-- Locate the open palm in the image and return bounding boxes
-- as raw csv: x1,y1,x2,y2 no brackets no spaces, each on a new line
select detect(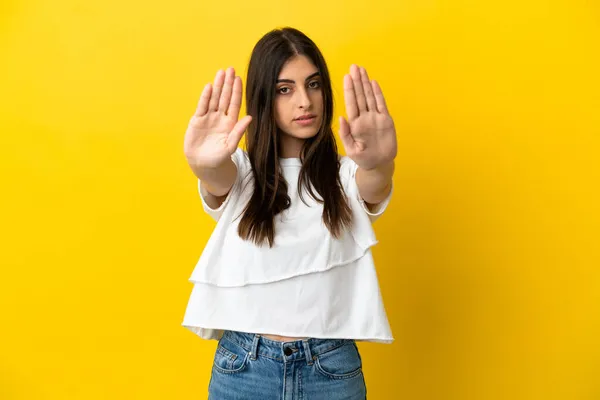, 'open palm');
339,64,397,171
184,68,252,169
